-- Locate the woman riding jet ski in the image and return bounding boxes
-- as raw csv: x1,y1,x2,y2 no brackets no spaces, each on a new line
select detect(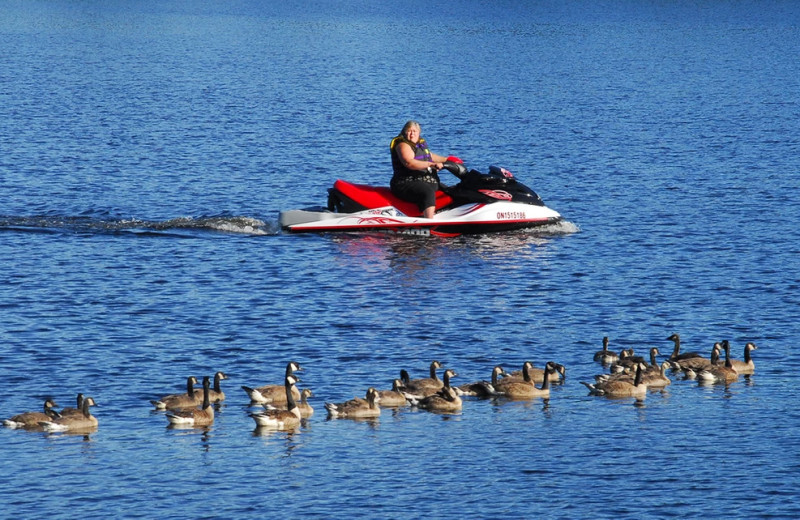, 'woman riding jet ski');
279,124,562,236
